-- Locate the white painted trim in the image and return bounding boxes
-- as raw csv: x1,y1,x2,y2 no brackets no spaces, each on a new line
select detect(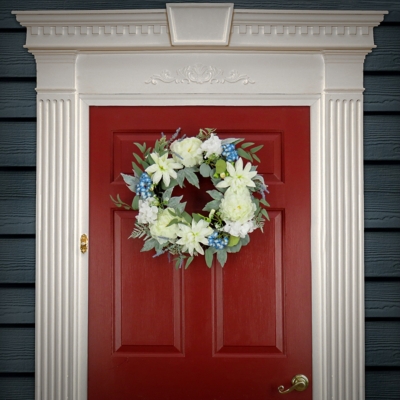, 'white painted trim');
13,4,386,400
